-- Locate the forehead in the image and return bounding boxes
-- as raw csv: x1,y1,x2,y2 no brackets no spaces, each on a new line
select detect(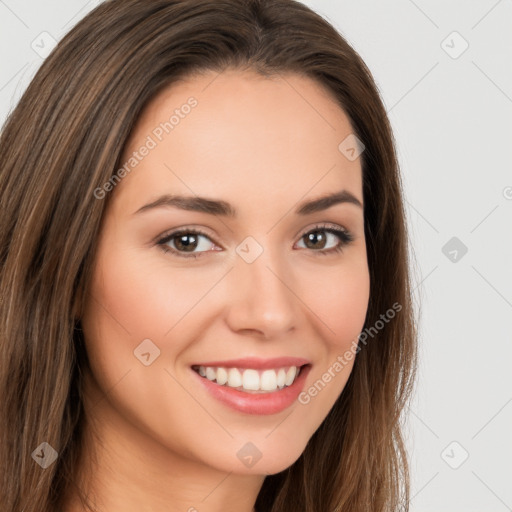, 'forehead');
113,69,363,216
